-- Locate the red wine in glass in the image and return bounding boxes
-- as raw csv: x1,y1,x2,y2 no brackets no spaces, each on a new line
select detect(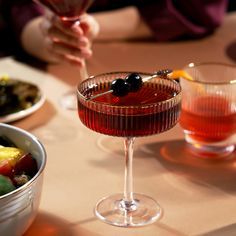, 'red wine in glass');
77,72,182,227
36,0,94,21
